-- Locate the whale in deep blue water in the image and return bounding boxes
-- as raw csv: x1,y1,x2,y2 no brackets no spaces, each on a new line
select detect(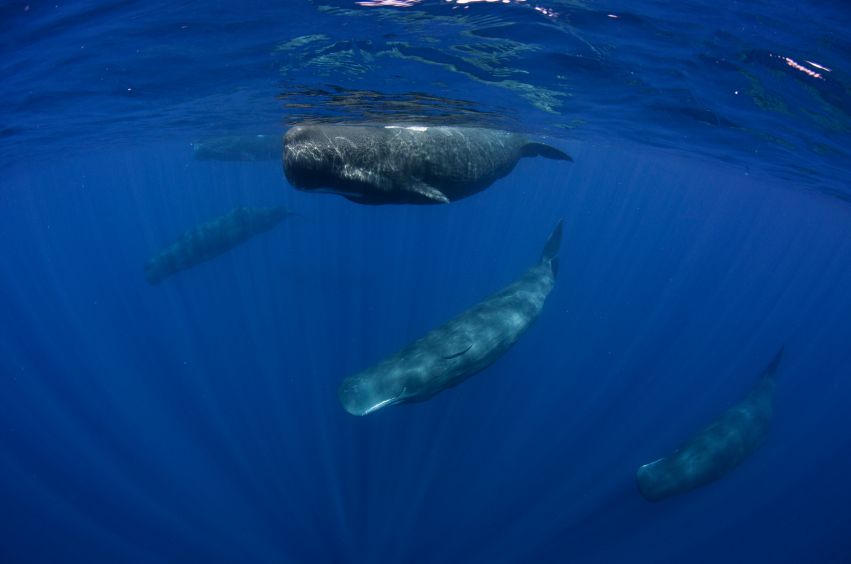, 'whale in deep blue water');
636,347,785,501
337,219,564,415
193,134,282,161
145,206,288,284
283,124,572,205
